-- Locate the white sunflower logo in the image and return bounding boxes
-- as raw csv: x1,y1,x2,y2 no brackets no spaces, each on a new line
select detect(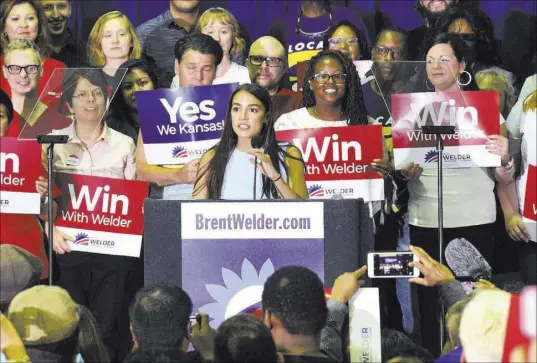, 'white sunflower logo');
198,258,275,328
